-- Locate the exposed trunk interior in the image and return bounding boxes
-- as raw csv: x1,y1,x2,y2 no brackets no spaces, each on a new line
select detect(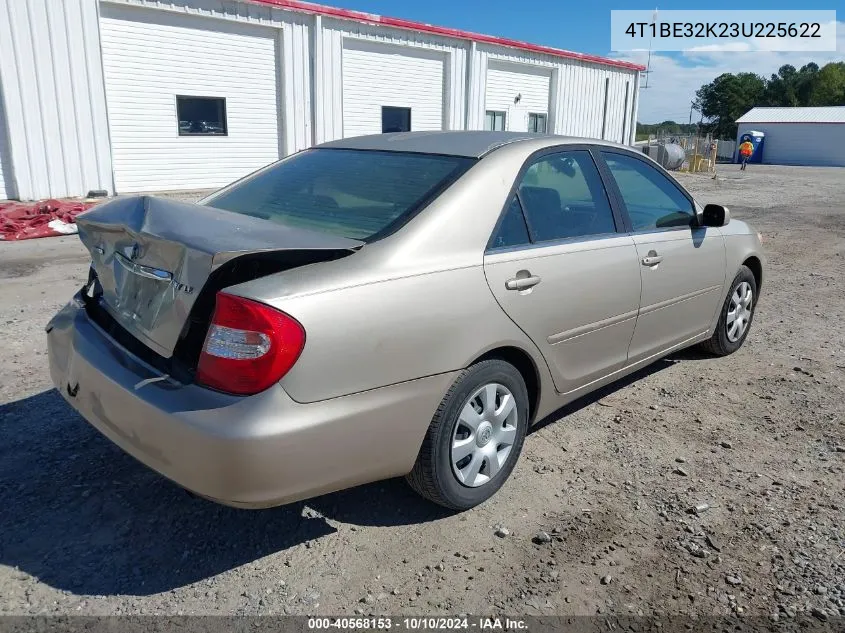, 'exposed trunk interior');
83,248,354,385
76,196,364,360
76,195,364,386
